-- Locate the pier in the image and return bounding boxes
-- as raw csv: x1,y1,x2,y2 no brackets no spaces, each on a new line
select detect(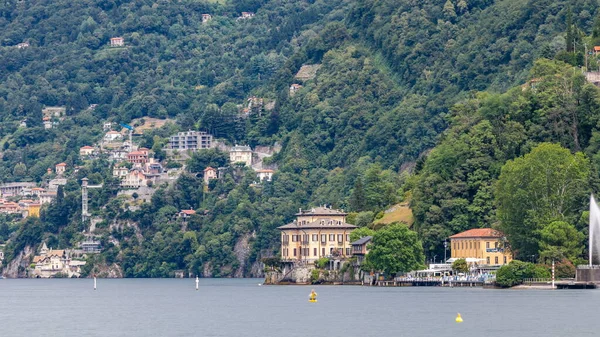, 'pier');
375,276,491,287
